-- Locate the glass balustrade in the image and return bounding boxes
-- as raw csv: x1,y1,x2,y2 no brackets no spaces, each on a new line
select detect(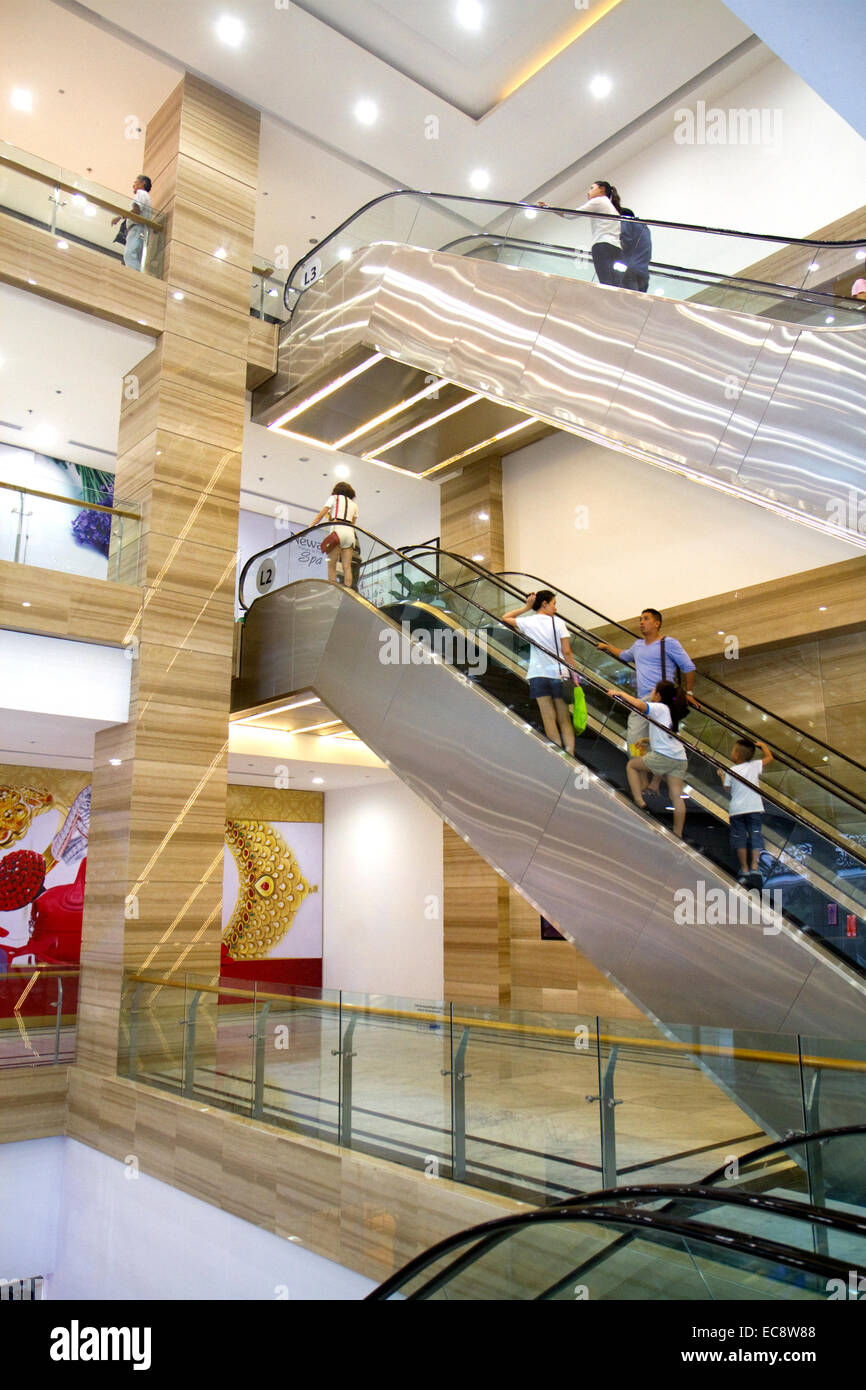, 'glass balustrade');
0,481,141,583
